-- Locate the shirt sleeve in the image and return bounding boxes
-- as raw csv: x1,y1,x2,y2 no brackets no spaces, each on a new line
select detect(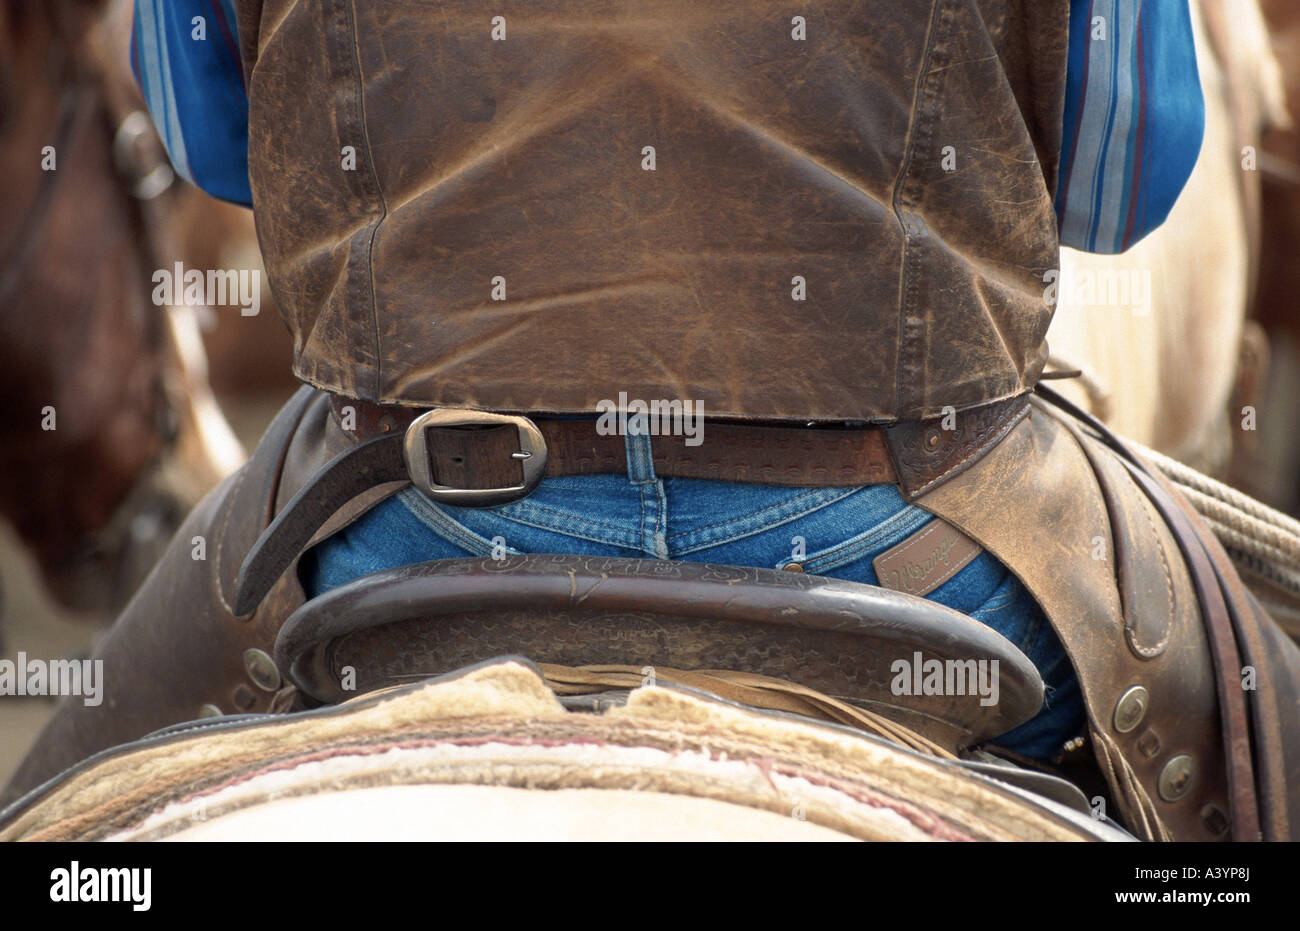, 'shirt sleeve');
1056,0,1205,254
131,0,252,207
